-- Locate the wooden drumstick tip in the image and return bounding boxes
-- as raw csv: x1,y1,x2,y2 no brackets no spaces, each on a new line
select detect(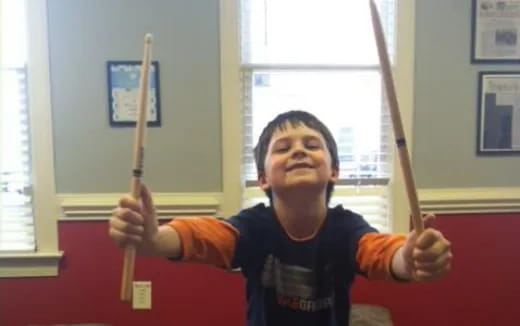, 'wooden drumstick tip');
144,33,153,43
369,0,379,16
